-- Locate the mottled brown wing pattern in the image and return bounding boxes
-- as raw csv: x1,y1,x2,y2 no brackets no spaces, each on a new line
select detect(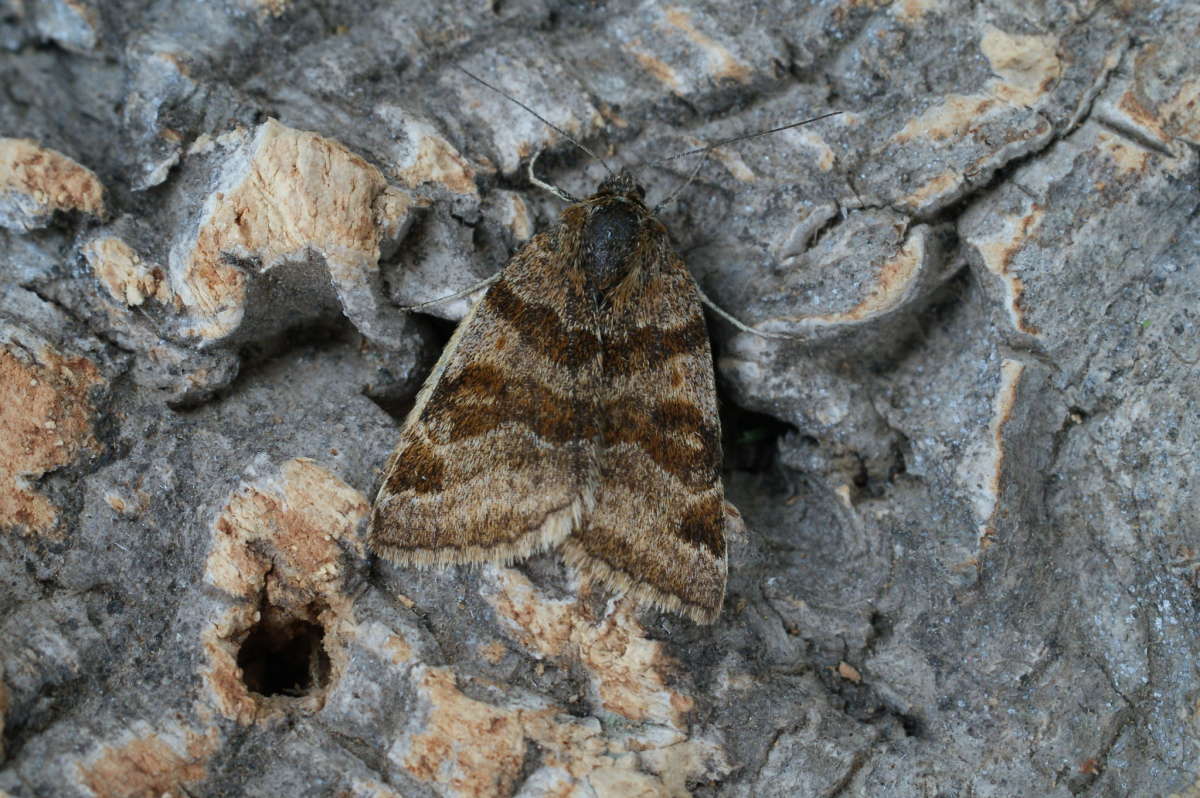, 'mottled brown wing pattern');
370,174,734,623
368,232,601,567
560,243,730,624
